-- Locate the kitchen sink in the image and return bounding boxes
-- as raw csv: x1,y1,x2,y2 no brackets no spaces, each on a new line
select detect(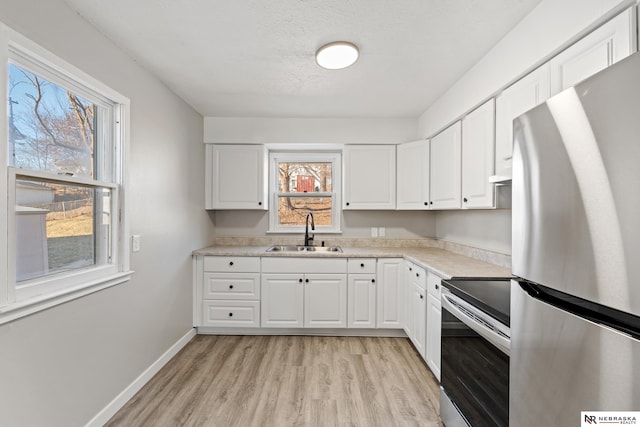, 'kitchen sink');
266,245,343,253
